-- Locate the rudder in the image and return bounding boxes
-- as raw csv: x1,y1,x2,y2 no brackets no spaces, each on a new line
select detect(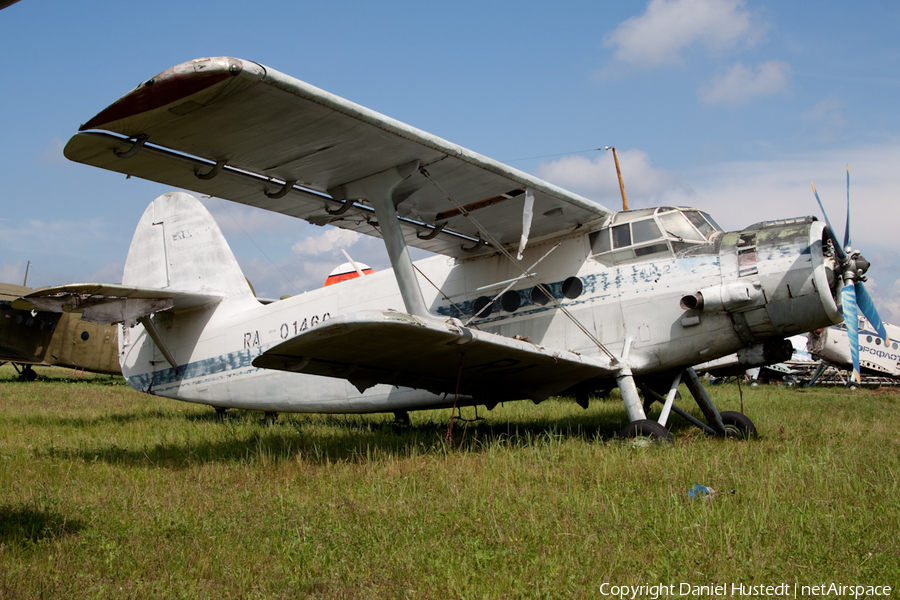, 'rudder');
123,192,252,297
